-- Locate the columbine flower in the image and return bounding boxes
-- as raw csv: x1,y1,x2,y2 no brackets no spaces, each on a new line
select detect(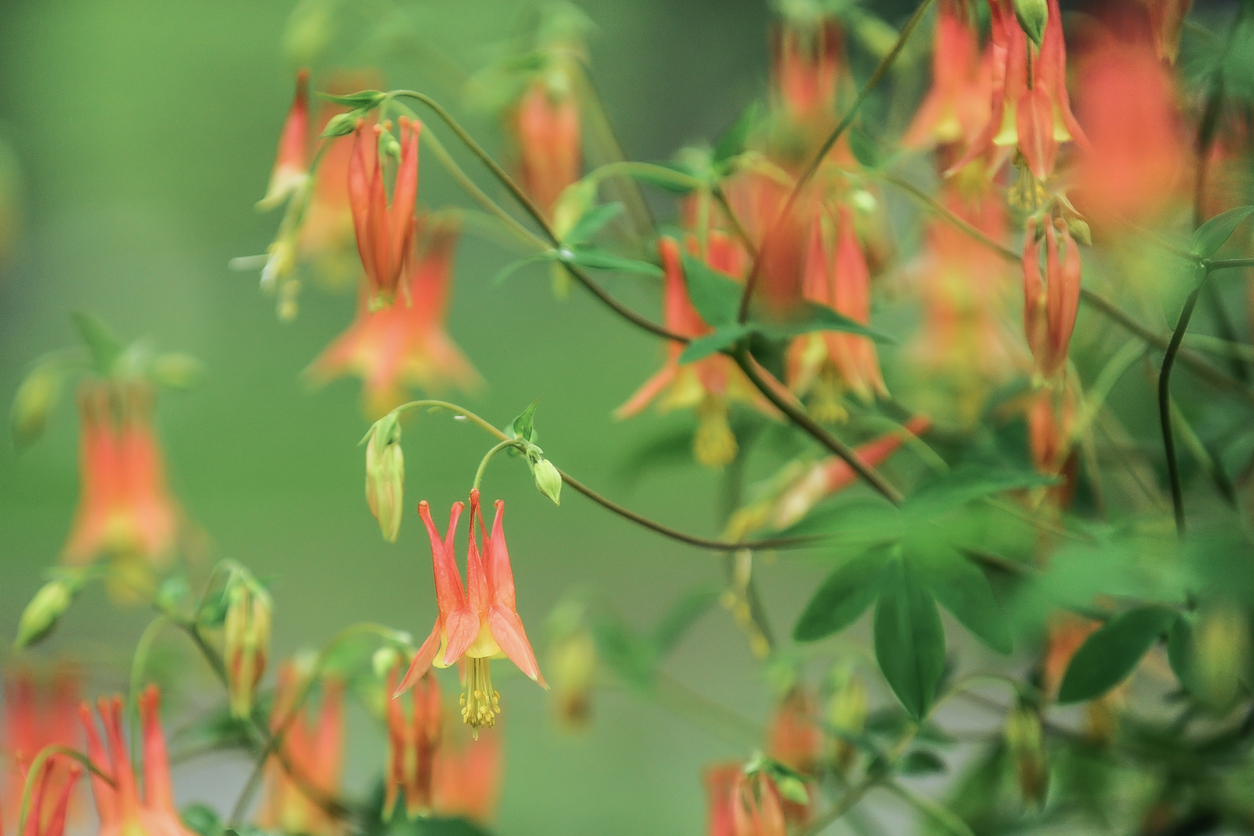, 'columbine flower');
64,384,180,574
513,79,582,218
307,219,482,417
1026,384,1078,508
1021,216,1081,382
14,756,79,836
902,0,991,150
395,490,546,736
731,770,787,836
770,10,843,134
257,70,310,211
4,667,80,825
349,117,420,307
767,689,822,777
432,726,502,825
705,764,741,836
787,205,887,414
384,667,442,820
616,237,772,468
259,665,343,836
80,687,193,836
948,0,1088,184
